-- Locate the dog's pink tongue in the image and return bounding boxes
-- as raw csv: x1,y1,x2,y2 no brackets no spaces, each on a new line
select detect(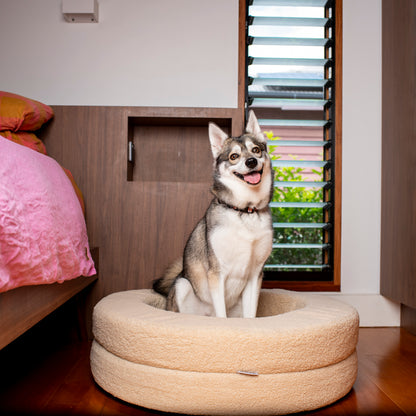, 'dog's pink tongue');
244,172,261,184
